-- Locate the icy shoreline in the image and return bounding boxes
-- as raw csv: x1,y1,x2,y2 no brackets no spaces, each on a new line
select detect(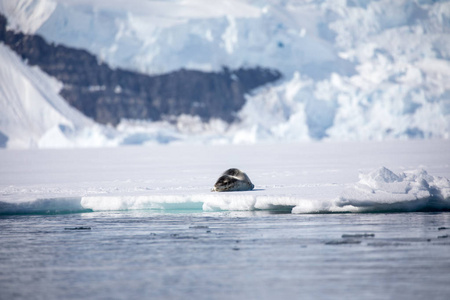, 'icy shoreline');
1,165,449,215
1,140,449,215
82,167,450,214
